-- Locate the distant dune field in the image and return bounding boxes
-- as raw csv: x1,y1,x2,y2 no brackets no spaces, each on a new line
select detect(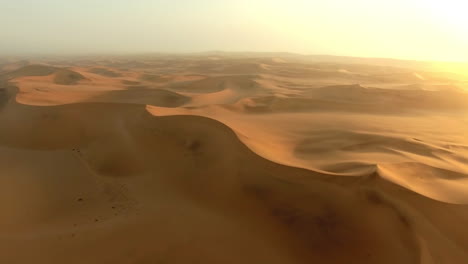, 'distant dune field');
0,53,468,264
